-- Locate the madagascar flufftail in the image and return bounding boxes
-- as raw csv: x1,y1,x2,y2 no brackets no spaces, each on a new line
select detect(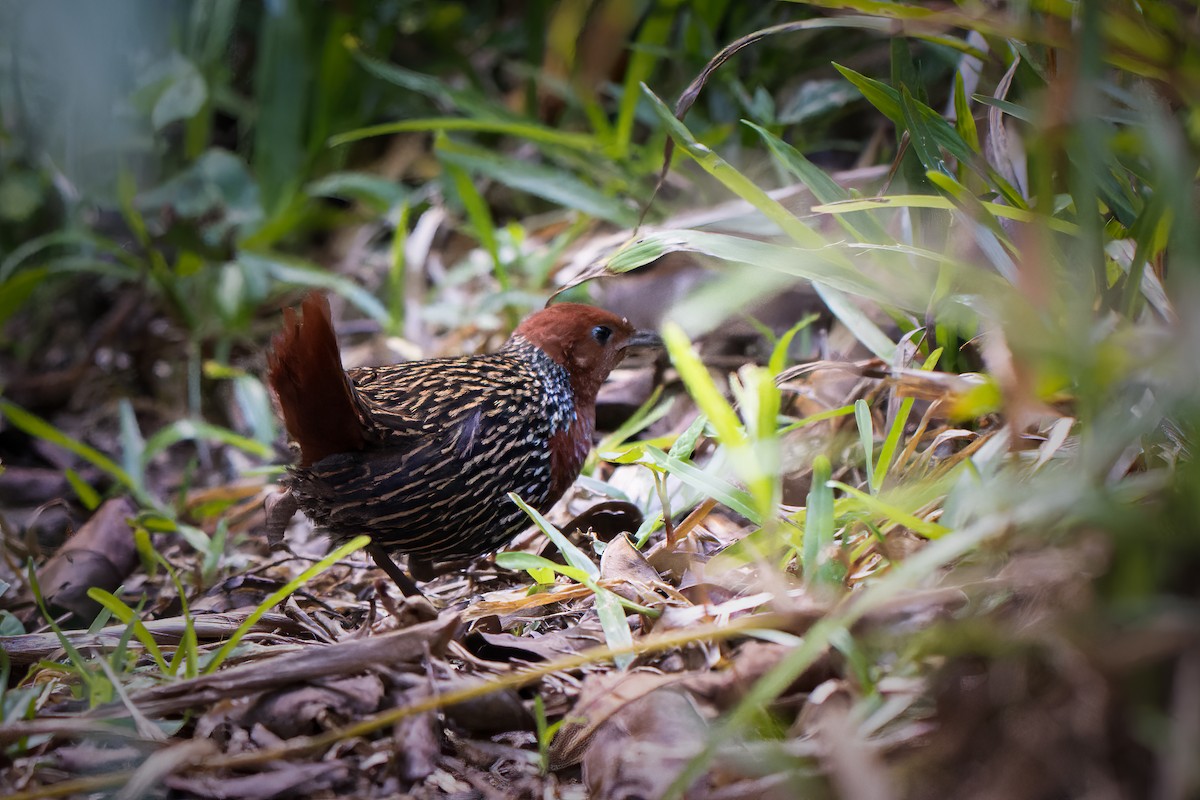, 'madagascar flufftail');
267,292,659,591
